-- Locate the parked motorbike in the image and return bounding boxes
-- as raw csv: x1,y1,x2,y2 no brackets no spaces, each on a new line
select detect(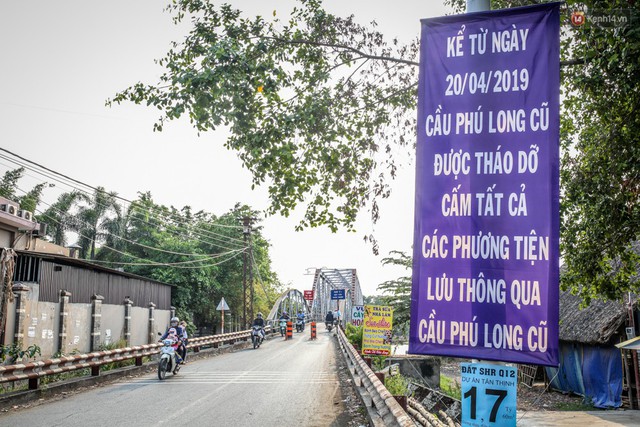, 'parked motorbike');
295,318,304,332
279,319,287,336
157,338,181,380
251,326,264,349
